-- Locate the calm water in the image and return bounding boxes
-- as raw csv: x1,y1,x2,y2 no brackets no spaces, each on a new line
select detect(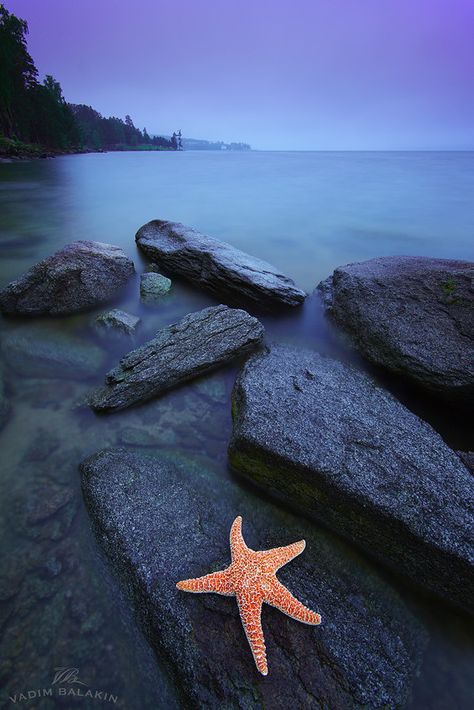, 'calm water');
0,151,473,709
